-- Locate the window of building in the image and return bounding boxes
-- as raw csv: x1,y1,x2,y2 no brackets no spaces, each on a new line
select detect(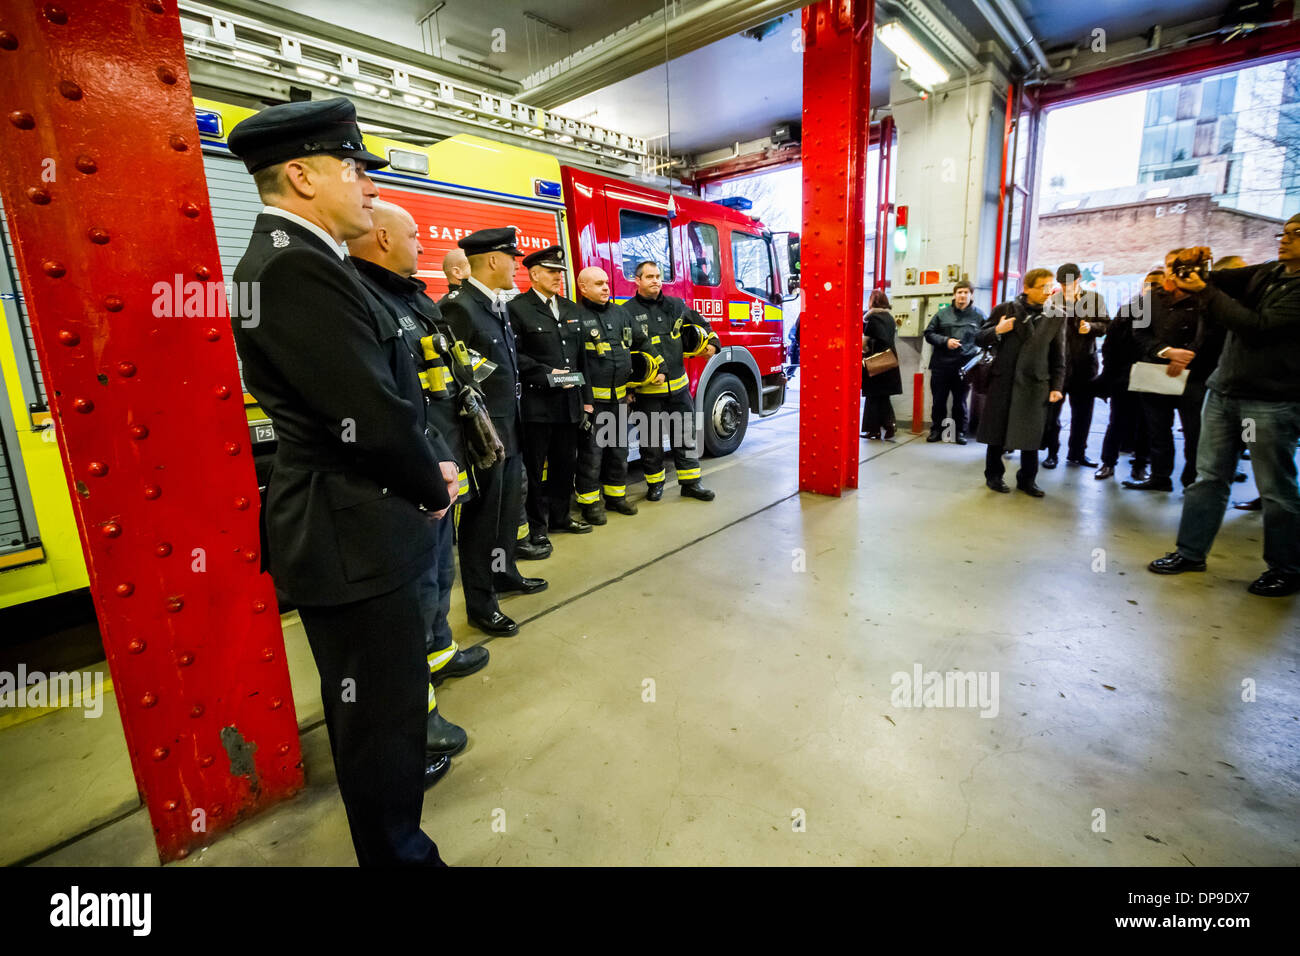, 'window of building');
1170,119,1195,161
1194,119,1216,157
619,210,674,281
1176,82,1200,120
1218,115,1236,154
686,222,720,286
731,230,773,300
